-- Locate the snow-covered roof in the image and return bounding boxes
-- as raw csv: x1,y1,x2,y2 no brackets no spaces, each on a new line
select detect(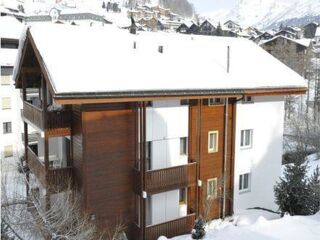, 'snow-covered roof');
0,16,24,39
16,24,306,96
260,35,311,48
